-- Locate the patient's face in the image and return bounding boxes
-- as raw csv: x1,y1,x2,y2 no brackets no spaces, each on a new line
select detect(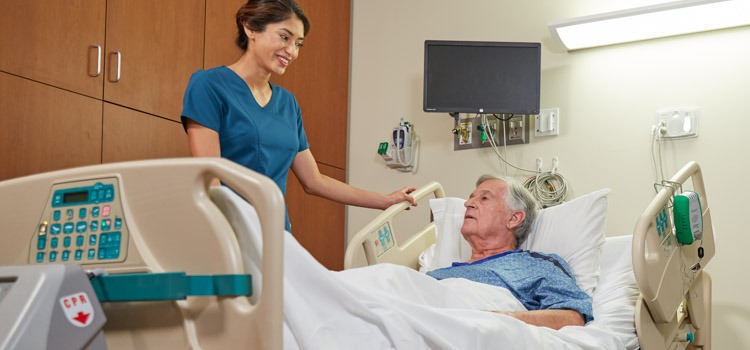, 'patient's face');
462,179,513,241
